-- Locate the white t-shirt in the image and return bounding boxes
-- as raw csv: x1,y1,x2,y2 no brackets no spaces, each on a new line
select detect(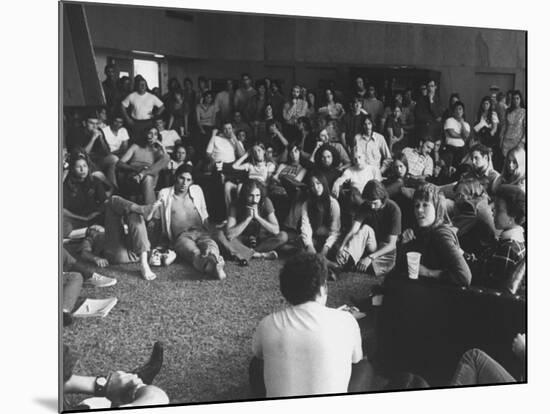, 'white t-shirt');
252,301,363,398
340,165,382,194
101,126,129,153
159,130,180,152
206,135,239,163
444,117,471,148
121,92,163,120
